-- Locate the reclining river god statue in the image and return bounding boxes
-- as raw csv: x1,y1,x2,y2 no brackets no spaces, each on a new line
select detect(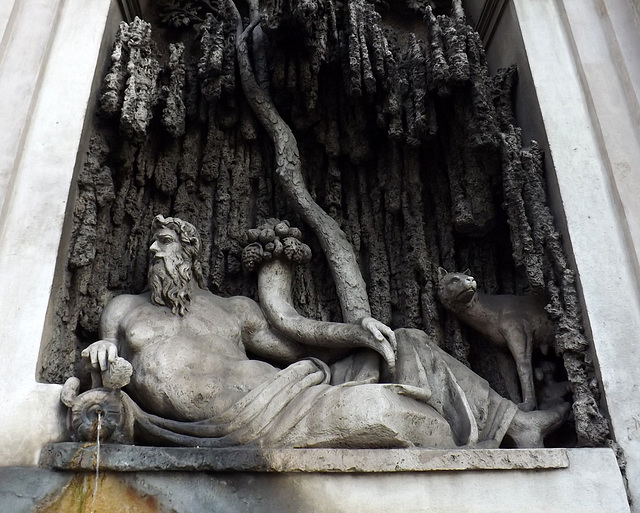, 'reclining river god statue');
63,215,568,449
